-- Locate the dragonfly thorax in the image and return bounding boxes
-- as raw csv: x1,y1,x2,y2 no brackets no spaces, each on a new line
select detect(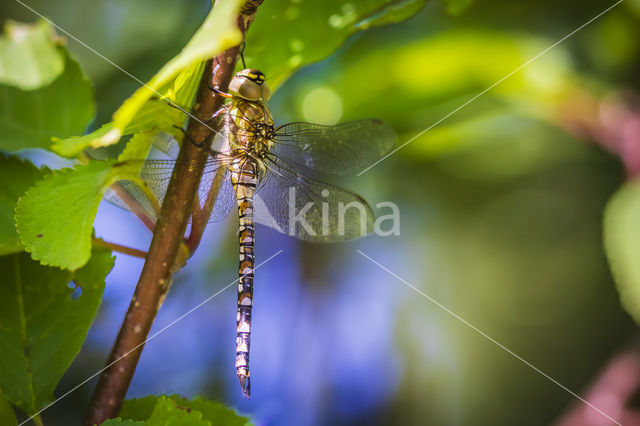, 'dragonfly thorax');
227,97,275,154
